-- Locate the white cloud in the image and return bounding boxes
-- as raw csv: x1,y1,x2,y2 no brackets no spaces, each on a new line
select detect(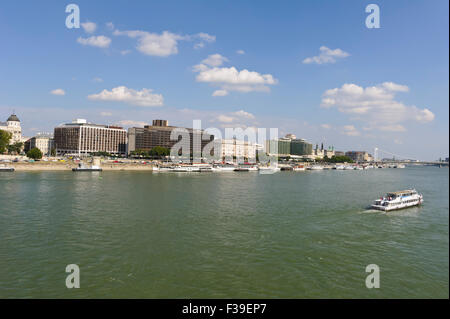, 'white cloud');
342,125,360,136
303,46,349,64
236,50,245,55
214,110,256,126
92,77,103,83
120,50,131,55
212,90,228,97
321,82,434,131
193,55,278,95
113,29,215,56
81,21,97,34
106,22,114,30
88,86,163,107
232,110,255,119
320,124,331,129
115,120,149,127
50,89,65,96
201,54,228,67
77,35,111,48
194,32,216,49
100,111,112,116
